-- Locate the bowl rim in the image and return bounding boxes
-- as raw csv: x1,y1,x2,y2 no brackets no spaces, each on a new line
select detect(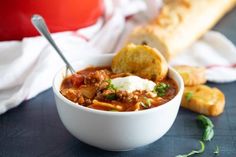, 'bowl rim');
52,54,184,116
